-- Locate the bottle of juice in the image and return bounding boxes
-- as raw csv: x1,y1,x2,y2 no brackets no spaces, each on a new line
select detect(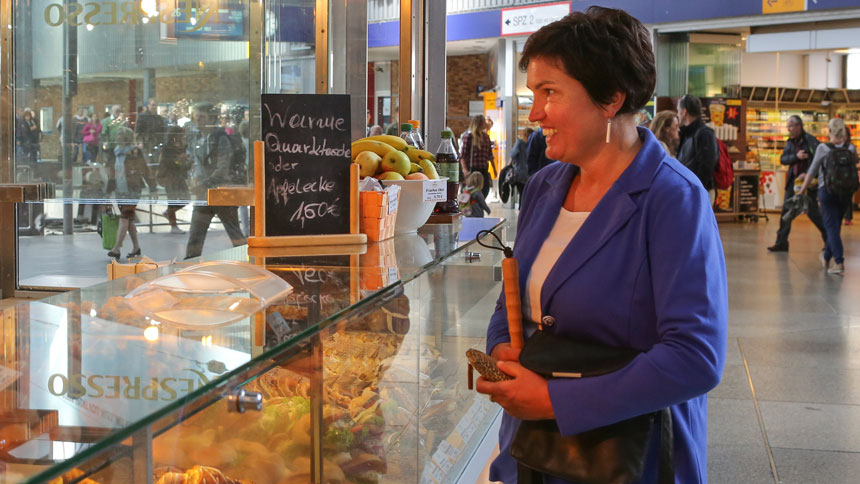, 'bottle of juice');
408,120,425,150
400,123,417,147
433,129,460,214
